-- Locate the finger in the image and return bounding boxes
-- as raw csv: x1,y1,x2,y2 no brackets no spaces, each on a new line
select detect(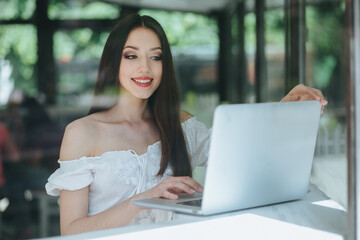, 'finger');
169,188,183,194
299,94,317,101
303,88,322,101
313,88,324,98
280,94,301,102
320,98,328,106
305,88,328,107
169,187,194,194
160,178,193,195
311,88,328,105
301,88,328,104
162,176,203,194
170,181,197,194
298,94,326,114
177,176,204,192
301,92,326,114
162,190,179,200
291,84,319,100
